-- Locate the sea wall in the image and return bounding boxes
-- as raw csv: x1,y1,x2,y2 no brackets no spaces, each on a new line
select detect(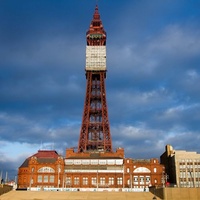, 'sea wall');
150,186,200,200
0,184,13,196
164,187,200,200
